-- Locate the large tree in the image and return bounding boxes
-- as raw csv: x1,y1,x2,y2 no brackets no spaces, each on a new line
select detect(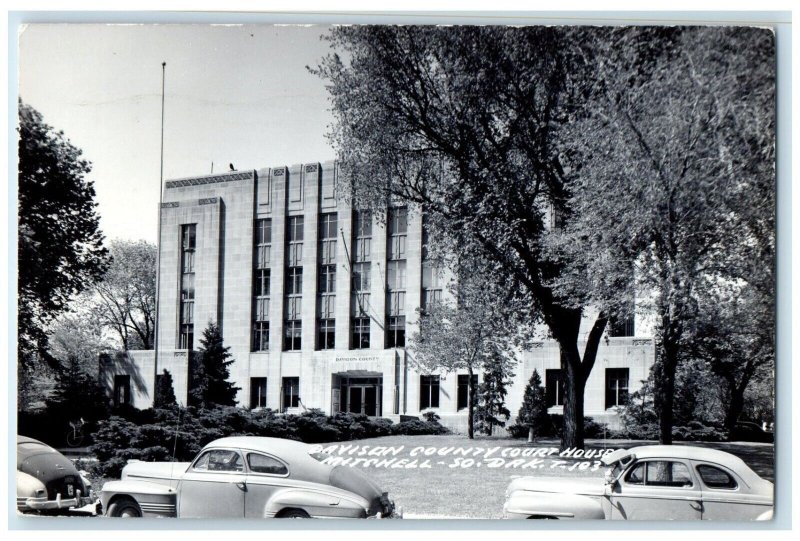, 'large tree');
409,260,520,439
18,101,109,401
315,26,608,448
91,239,157,350
558,27,775,443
